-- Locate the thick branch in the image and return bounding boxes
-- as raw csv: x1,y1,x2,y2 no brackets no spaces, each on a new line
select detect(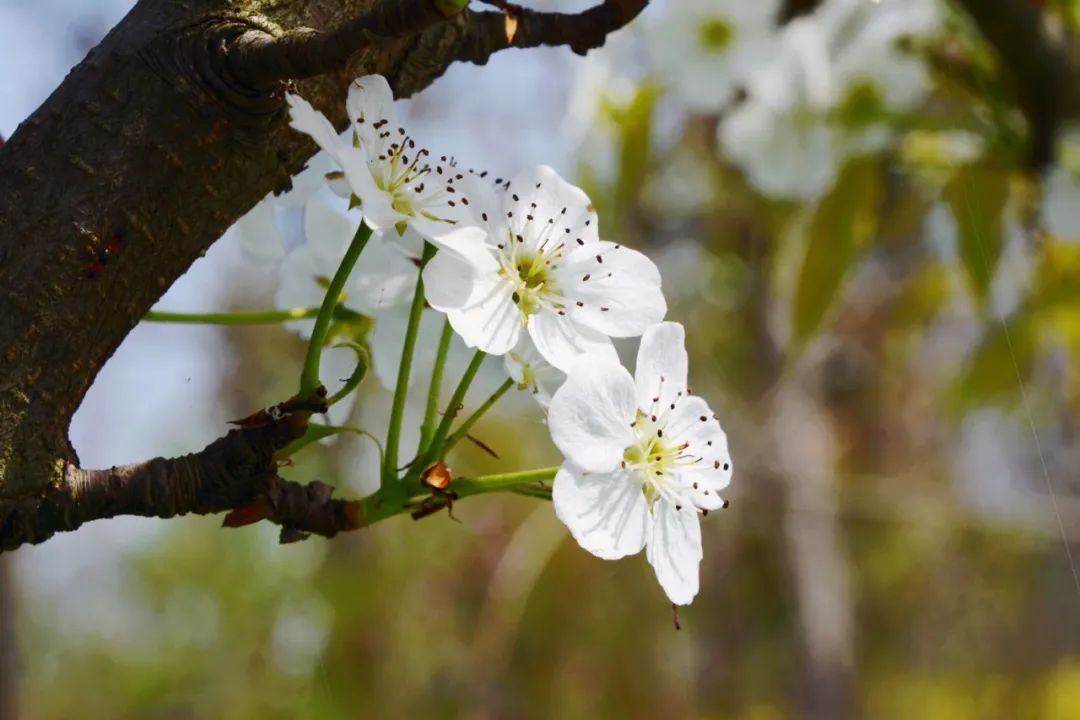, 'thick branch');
0,410,366,552
225,0,464,89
